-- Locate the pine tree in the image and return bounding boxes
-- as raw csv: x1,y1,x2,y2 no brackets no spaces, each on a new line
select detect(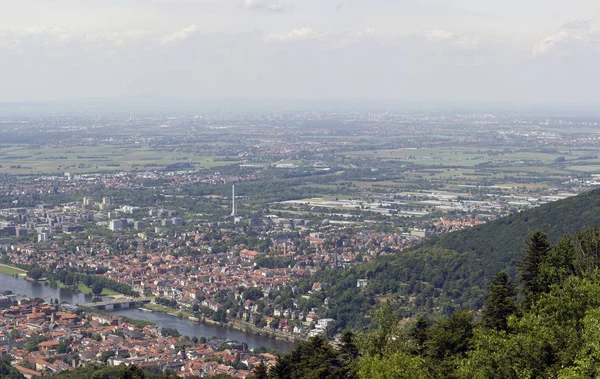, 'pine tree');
336,330,359,379
482,271,518,331
425,310,474,361
339,329,359,361
517,230,551,307
253,362,269,379
411,316,429,353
